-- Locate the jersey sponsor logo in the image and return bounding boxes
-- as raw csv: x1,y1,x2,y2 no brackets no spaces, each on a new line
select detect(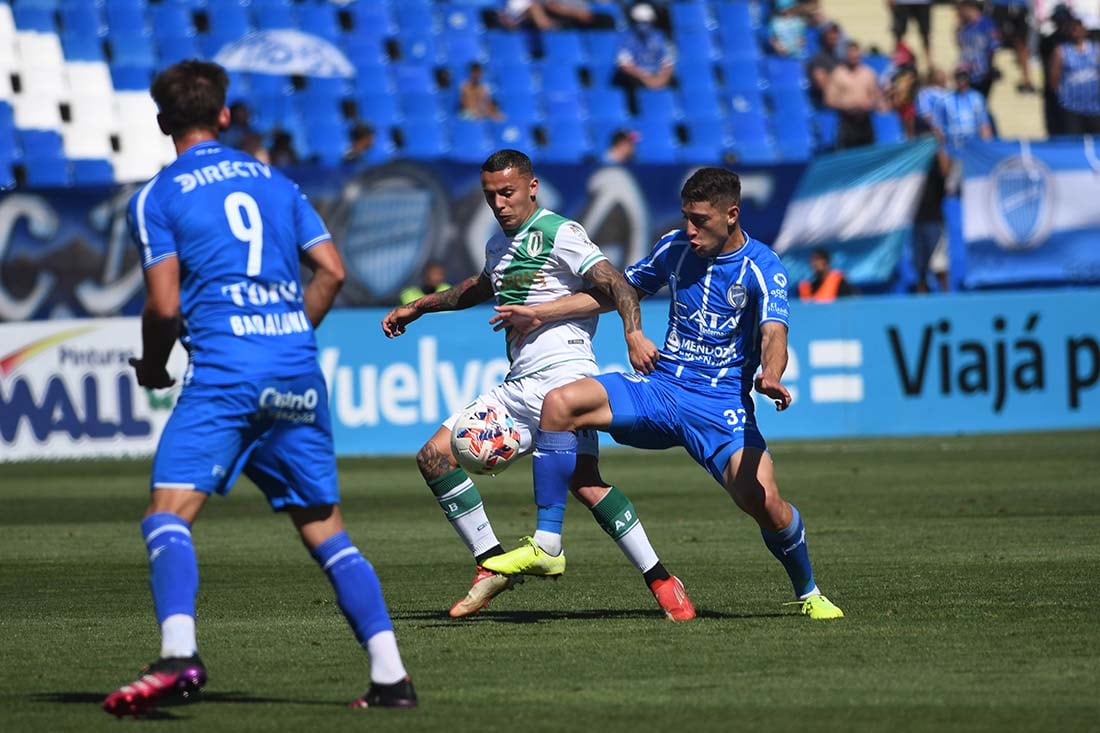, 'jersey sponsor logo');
173,160,272,193
220,280,303,307
259,386,319,423
669,338,738,365
229,310,312,337
727,283,747,309
496,269,546,292
674,302,743,337
989,156,1053,251
524,230,544,258
773,273,788,288
564,221,594,247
